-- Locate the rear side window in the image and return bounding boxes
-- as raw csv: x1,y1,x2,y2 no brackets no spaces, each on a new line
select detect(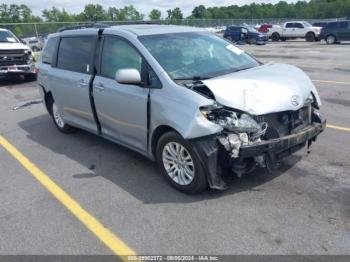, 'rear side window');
42,37,58,64
100,36,142,79
285,23,294,28
326,22,338,29
57,36,94,73
339,22,348,29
